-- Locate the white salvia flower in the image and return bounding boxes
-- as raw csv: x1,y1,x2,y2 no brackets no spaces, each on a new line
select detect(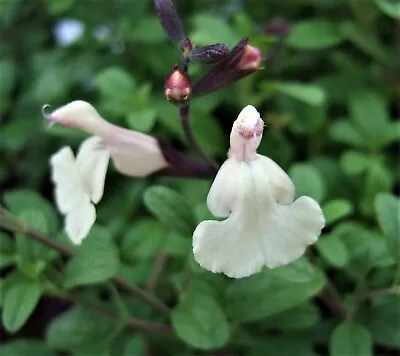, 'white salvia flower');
46,100,170,244
192,105,325,278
